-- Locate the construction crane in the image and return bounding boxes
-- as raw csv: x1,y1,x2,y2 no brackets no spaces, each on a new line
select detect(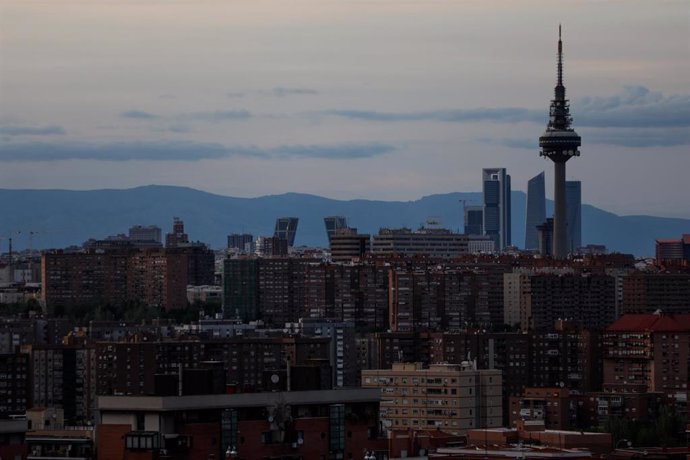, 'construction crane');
0,231,22,283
